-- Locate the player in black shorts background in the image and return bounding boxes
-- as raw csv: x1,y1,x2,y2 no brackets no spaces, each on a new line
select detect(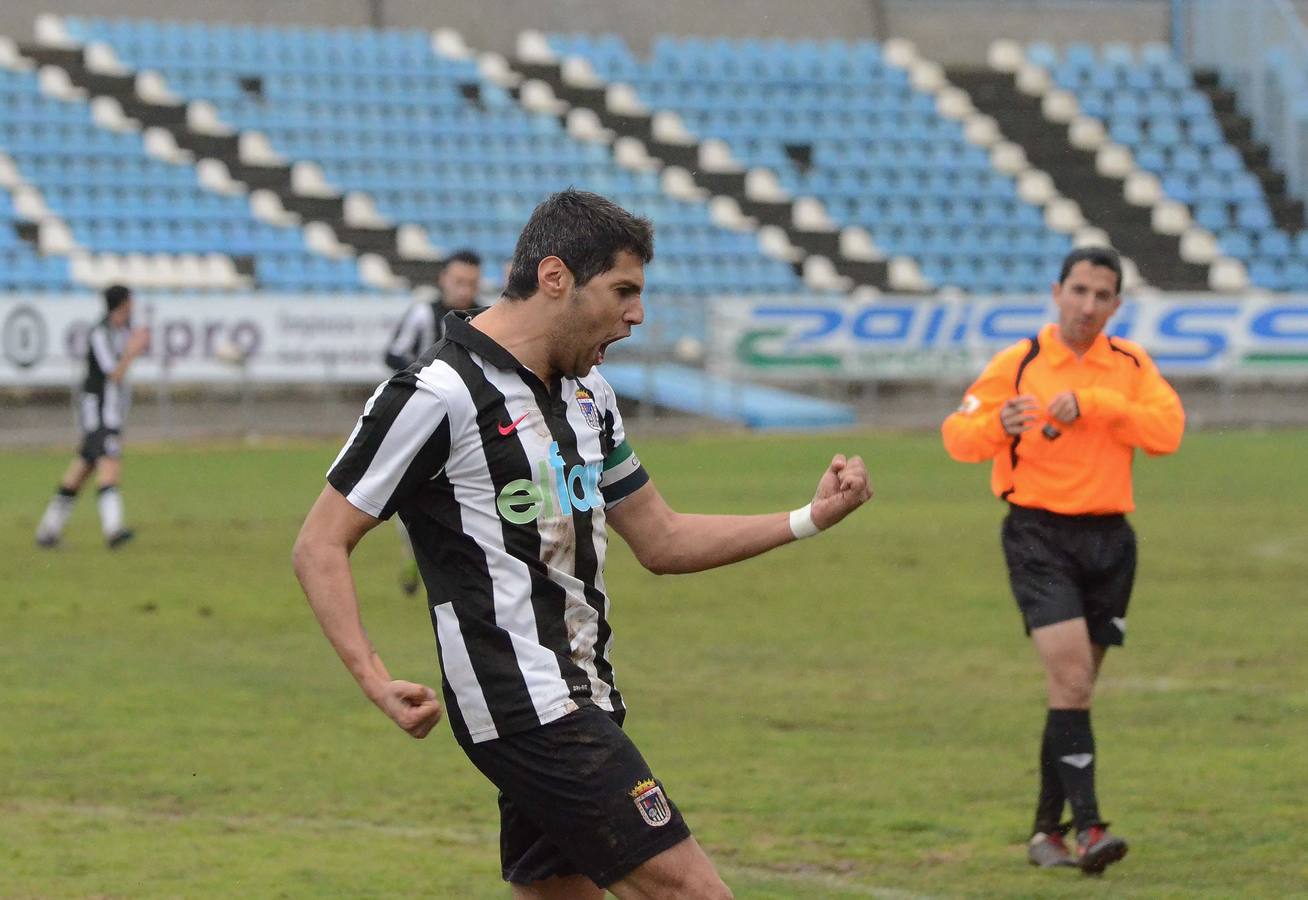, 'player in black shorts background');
35,284,149,550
